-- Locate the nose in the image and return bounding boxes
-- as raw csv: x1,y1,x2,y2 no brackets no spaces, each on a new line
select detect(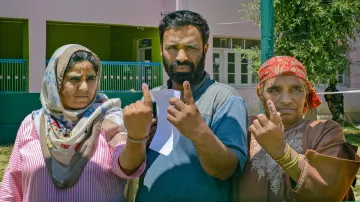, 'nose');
279,92,293,105
78,81,88,92
176,49,188,63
